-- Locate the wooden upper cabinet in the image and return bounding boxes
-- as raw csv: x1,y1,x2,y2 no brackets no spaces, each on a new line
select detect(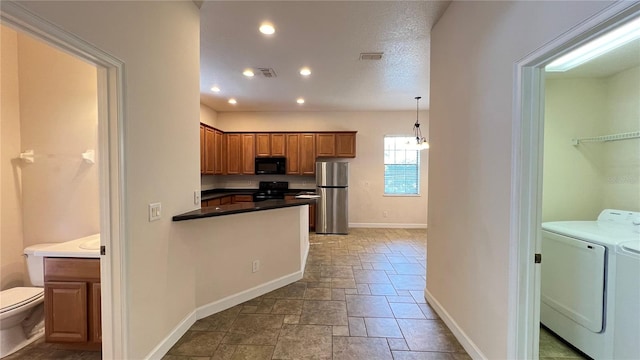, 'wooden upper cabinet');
241,133,255,174
256,133,286,157
204,127,216,174
214,129,224,174
316,133,336,157
300,133,316,175
256,134,271,157
335,133,356,157
225,133,242,175
200,125,205,173
286,134,300,174
201,124,225,175
270,133,286,156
